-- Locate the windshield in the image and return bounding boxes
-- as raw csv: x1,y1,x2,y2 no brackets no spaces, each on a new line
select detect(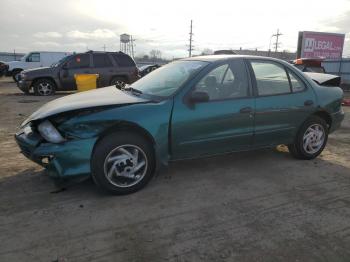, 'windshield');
130,60,208,97
138,65,150,71
51,55,72,67
20,53,29,62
